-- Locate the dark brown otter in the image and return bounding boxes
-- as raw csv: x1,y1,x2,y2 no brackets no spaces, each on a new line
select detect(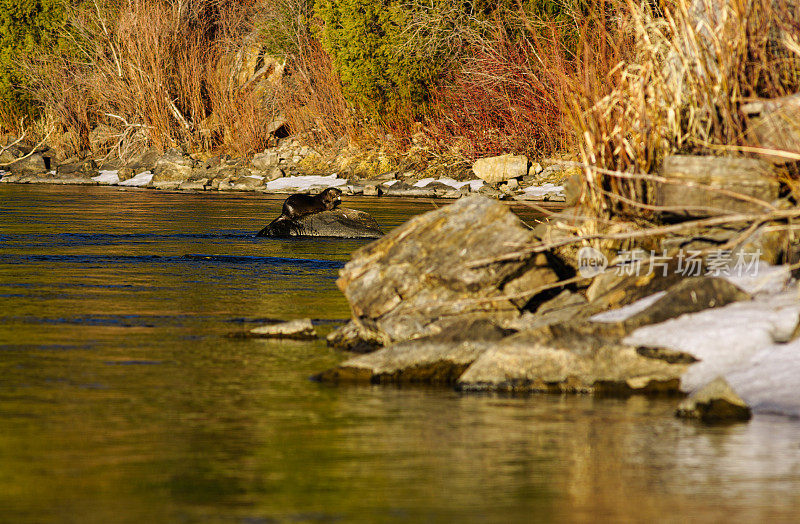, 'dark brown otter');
278,187,342,221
